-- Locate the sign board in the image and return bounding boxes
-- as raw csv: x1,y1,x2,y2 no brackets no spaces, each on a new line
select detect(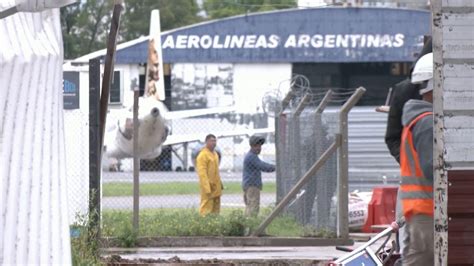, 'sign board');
63,71,80,109
114,8,431,63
